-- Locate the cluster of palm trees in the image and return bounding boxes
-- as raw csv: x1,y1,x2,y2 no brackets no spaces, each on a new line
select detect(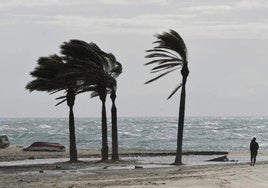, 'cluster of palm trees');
26,29,189,165
26,40,122,162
